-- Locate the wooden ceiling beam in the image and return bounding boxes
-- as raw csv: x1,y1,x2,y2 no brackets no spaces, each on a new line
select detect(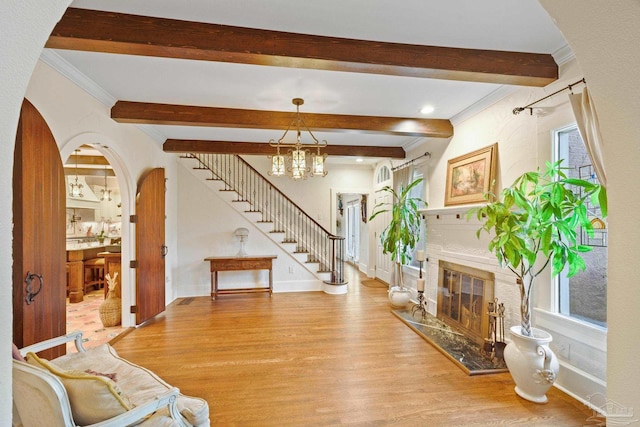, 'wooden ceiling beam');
48,8,557,87
163,140,406,159
64,167,115,177
66,155,110,166
112,101,453,138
